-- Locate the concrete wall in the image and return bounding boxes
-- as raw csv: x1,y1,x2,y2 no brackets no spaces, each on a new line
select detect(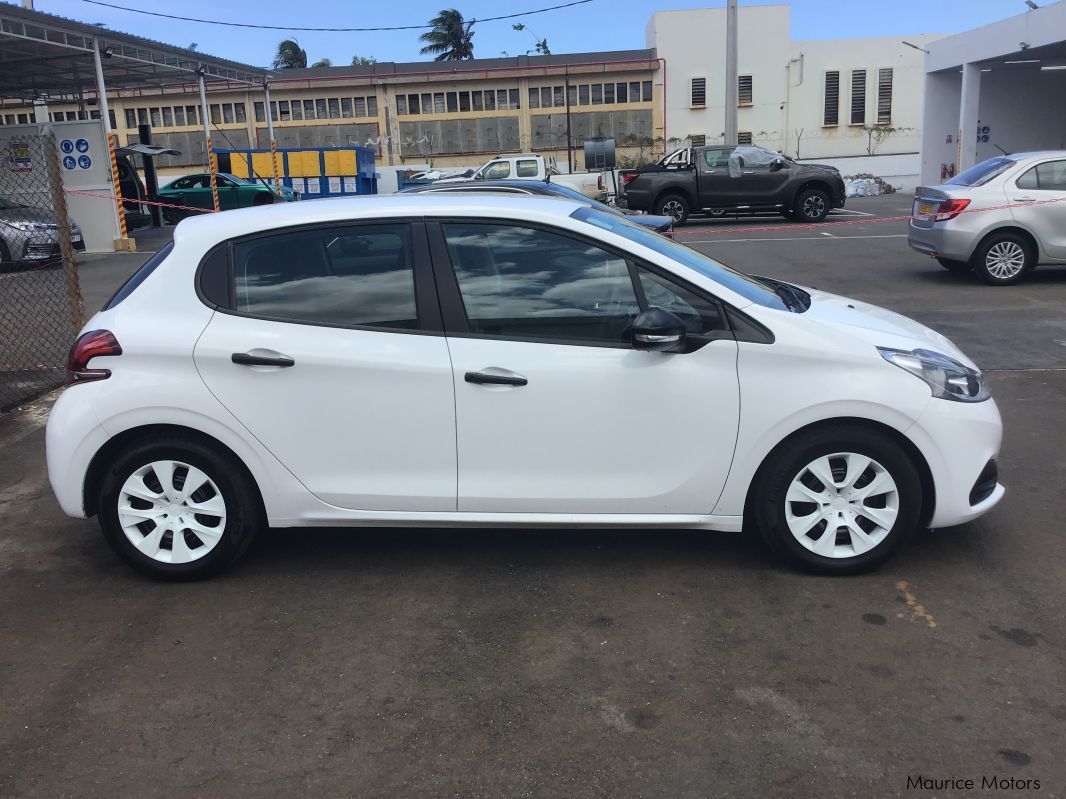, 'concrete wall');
919,71,962,185
974,69,1066,161
646,6,938,158
798,152,921,191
